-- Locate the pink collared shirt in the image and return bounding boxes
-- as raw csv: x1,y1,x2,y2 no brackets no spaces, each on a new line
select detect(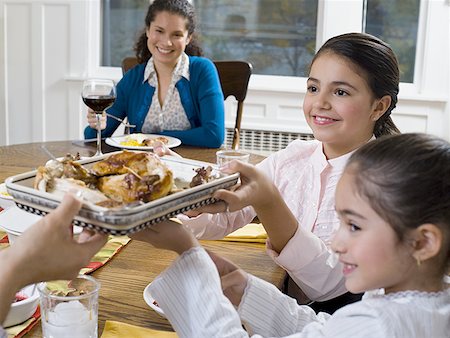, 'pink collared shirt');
179,139,357,301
